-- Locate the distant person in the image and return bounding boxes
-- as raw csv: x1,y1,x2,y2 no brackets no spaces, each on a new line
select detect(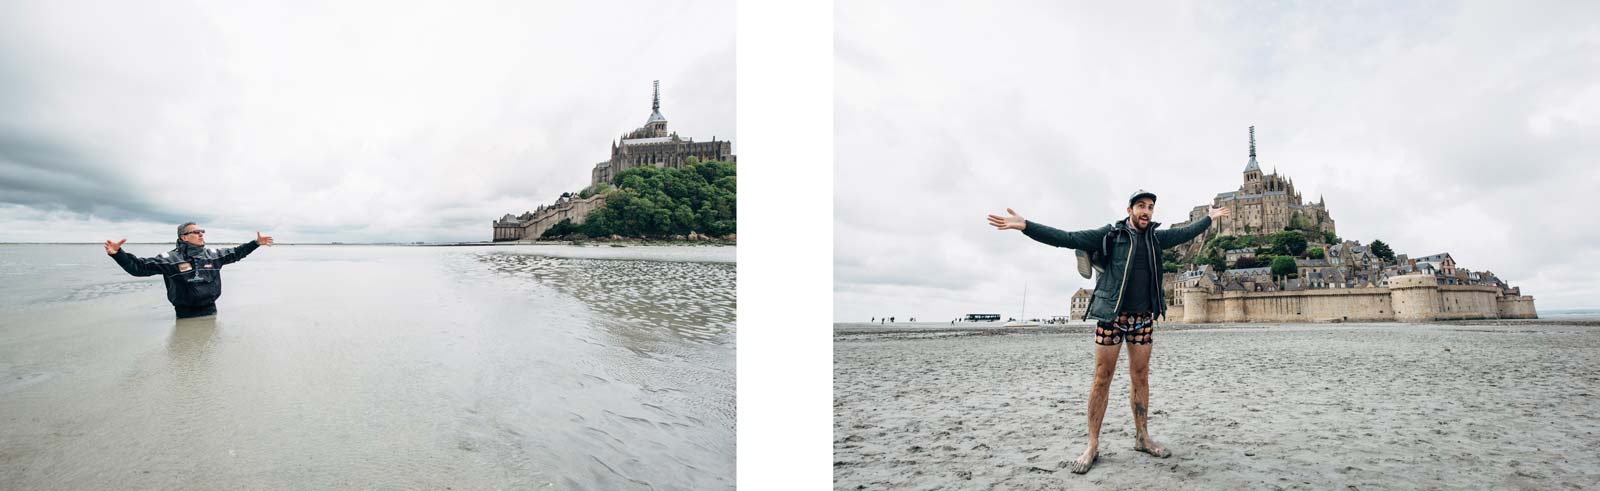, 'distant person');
988,190,1228,474
105,223,275,318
